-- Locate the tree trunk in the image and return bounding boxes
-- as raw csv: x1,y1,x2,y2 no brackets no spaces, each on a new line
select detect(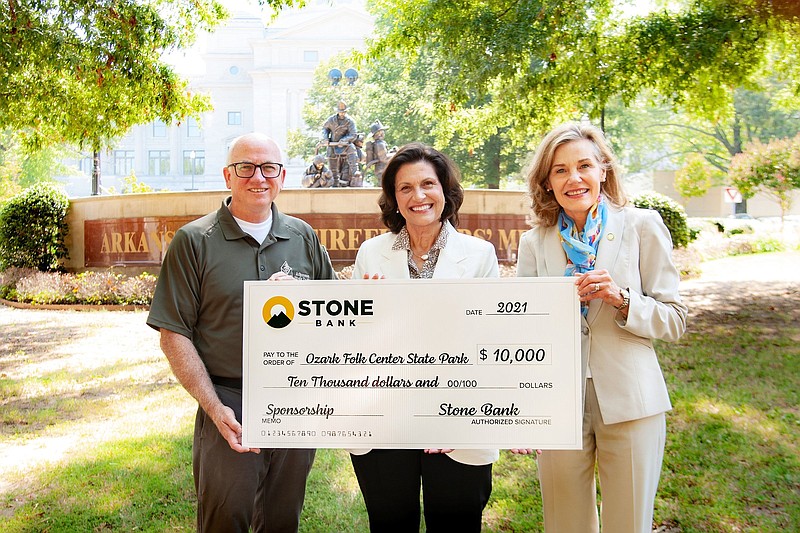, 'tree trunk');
485,134,501,190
